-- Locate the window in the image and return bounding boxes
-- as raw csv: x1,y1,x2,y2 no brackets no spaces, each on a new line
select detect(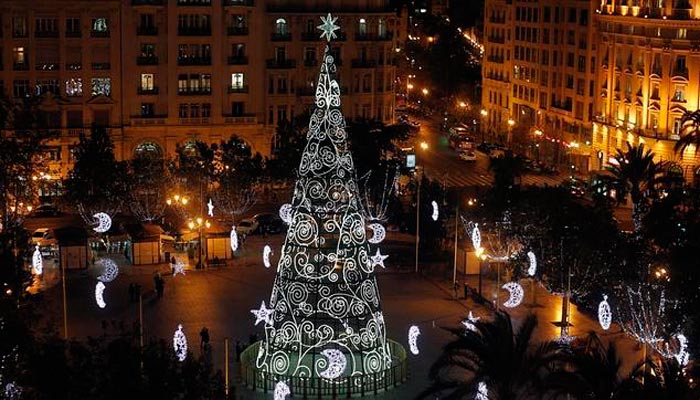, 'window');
13,47,27,65
12,17,27,37
140,43,156,57
35,80,59,95
672,85,685,102
378,19,386,38
141,103,154,117
179,104,189,117
358,18,367,37
66,18,81,36
141,73,154,90
91,77,111,96
67,111,83,128
232,102,244,116
190,104,200,117
277,76,287,94
231,73,244,89
275,18,288,35
139,14,155,29
304,47,316,62
202,103,211,118
65,78,83,96
233,43,245,57
35,18,58,36
13,80,30,98
94,110,110,127
678,28,687,39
